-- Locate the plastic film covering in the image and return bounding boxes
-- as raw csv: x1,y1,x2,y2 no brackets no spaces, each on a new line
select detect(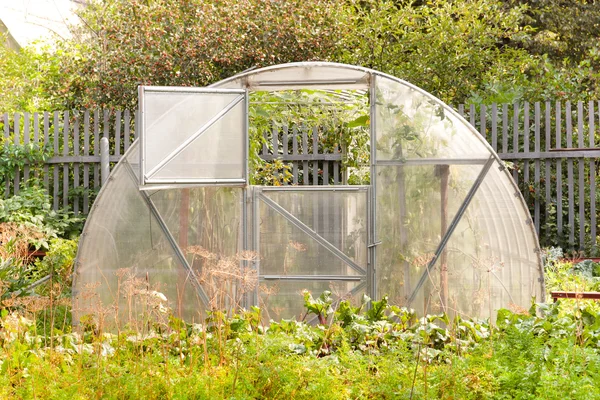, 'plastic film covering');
260,281,366,322
74,63,544,326
257,188,368,320
149,187,246,307
73,148,204,328
142,88,245,183
212,63,370,91
374,76,490,161
376,160,542,318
